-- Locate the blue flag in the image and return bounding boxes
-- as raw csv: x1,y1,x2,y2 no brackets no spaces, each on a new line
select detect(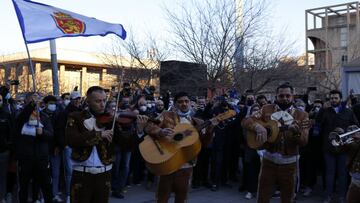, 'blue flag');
12,0,127,43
